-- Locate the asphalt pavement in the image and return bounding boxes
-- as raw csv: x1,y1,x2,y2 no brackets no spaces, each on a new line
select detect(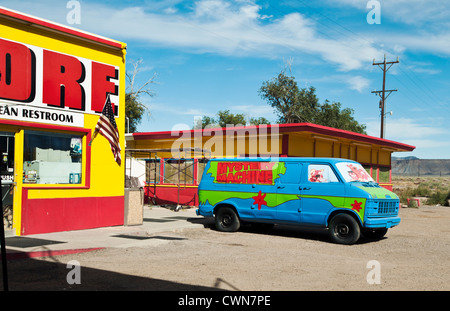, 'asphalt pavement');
3,206,209,260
